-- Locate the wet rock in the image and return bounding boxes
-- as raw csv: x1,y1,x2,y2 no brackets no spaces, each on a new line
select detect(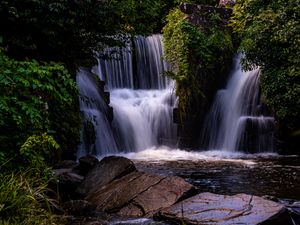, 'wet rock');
53,160,78,169
55,169,84,185
156,192,292,225
86,171,194,216
86,171,162,212
119,176,195,216
53,215,109,225
78,155,99,175
54,168,84,200
62,200,96,216
77,156,137,196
